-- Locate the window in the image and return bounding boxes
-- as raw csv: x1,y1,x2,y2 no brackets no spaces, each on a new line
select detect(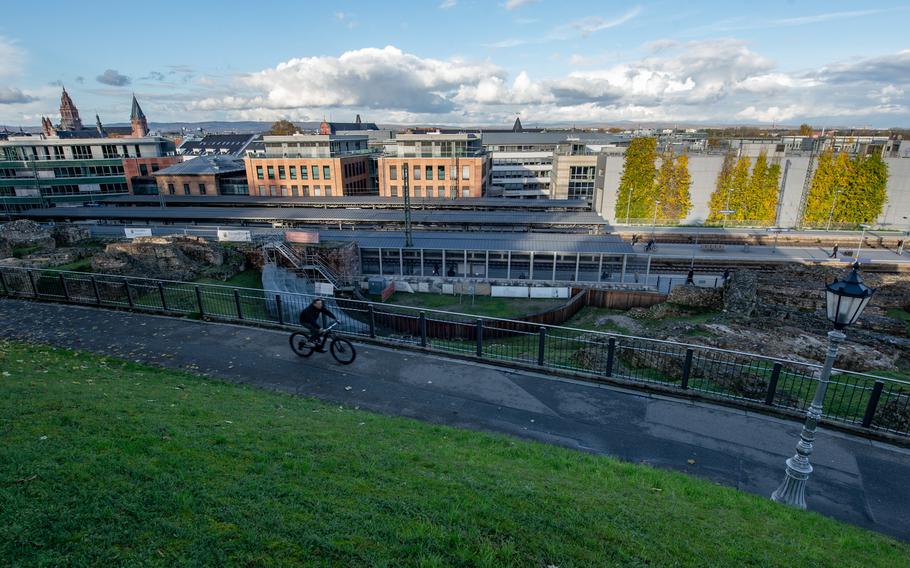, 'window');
413,165,421,180
291,185,298,196
139,164,149,176
151,164,159,173
437,165,445,180
280,185,287,196
267,166,275,179
302,185,309,196
134,145,142,158
390,185,398,197
450,165,457,180
425,166,433,180
183,183,191,195
300,166,308,180
278,166,286,179
72,145,92,159
289,166,297,179
567,166,596,200
269,185,277,196
198,183,207,195
414,186,421,197
314,186,322,196
167,183,175,195
437,186,444,197
323,165,331,180
449,188,456,199
462,188,470,198
102,145,118,159
256,165,264,179
258,185,266,195
311,165,319,180
462,165,470,180
389,165,398,181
